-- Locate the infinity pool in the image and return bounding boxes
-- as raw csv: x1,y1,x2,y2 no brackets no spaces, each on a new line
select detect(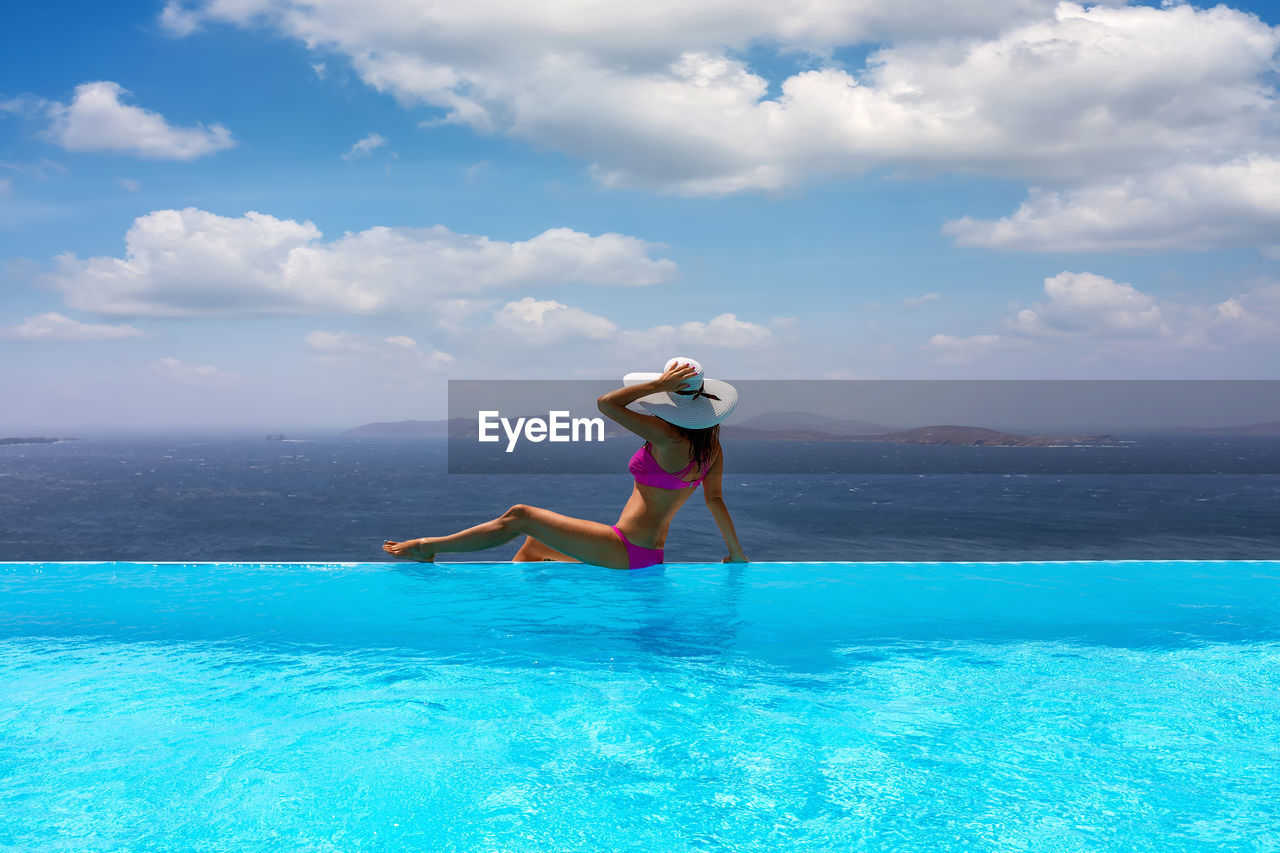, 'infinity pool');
3,560,1279,851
